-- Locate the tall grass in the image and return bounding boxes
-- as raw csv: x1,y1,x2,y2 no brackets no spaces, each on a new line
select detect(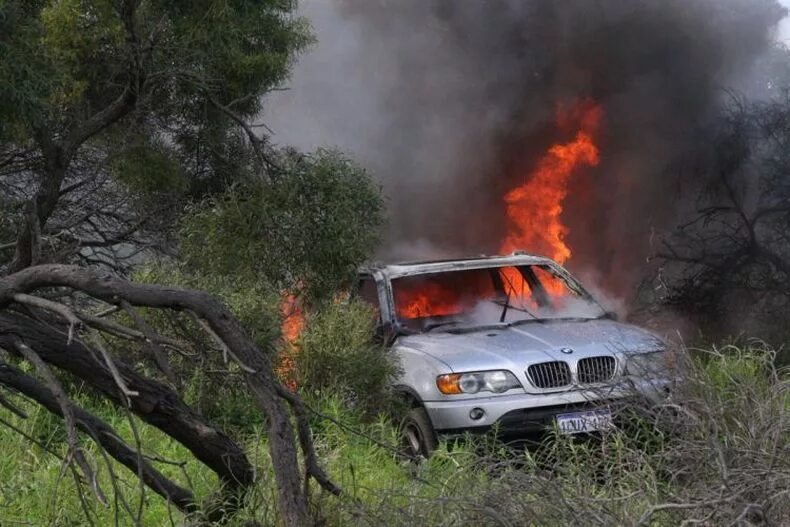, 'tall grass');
1,345,787,526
